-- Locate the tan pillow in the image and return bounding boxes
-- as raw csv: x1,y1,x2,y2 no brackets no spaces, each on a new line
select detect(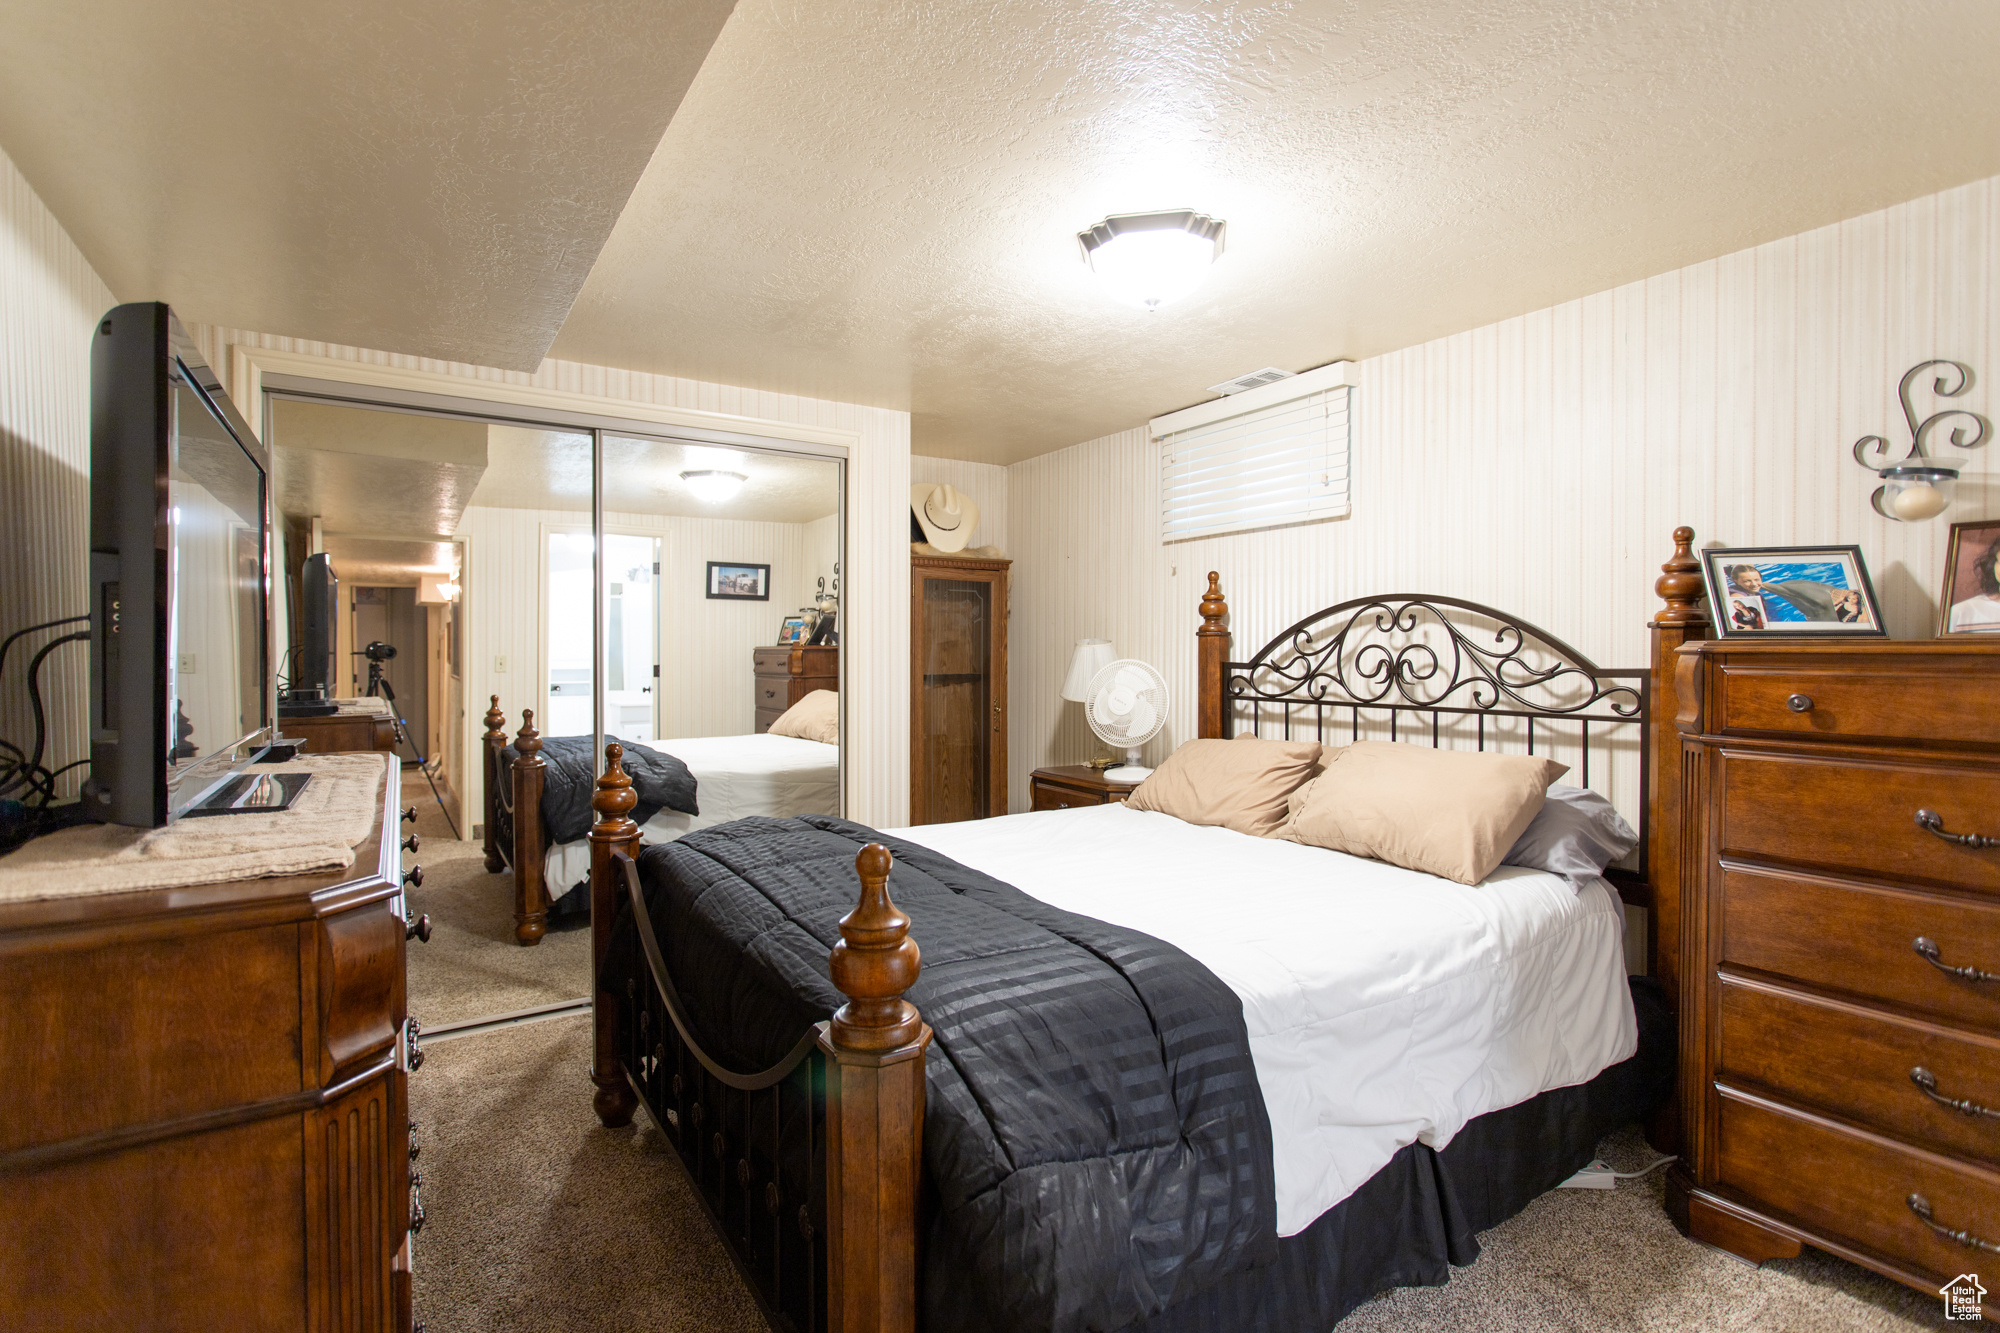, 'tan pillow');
1280,741,1568,885
768,690,839,745
1124,736,1322,837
